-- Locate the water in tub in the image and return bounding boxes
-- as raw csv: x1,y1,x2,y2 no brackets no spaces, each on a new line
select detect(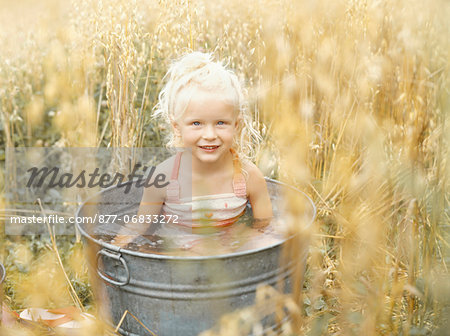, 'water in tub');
91,203,287,256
